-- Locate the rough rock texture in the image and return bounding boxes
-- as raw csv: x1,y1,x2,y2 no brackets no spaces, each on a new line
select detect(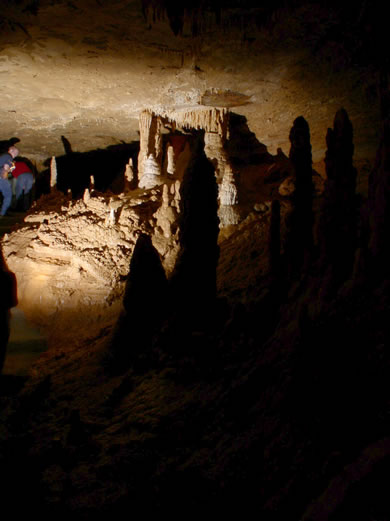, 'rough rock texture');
0,0,380,169
1,187,166,332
